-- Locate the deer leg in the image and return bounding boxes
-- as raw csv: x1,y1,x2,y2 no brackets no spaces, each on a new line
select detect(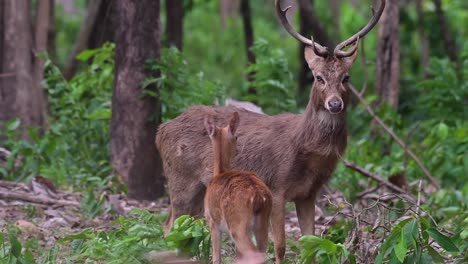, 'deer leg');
295,194,317,235
163,208,173,236
229,218,257,259
209,221,222,264
164,181,206,236
271,197,285,264
254,209,270,253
